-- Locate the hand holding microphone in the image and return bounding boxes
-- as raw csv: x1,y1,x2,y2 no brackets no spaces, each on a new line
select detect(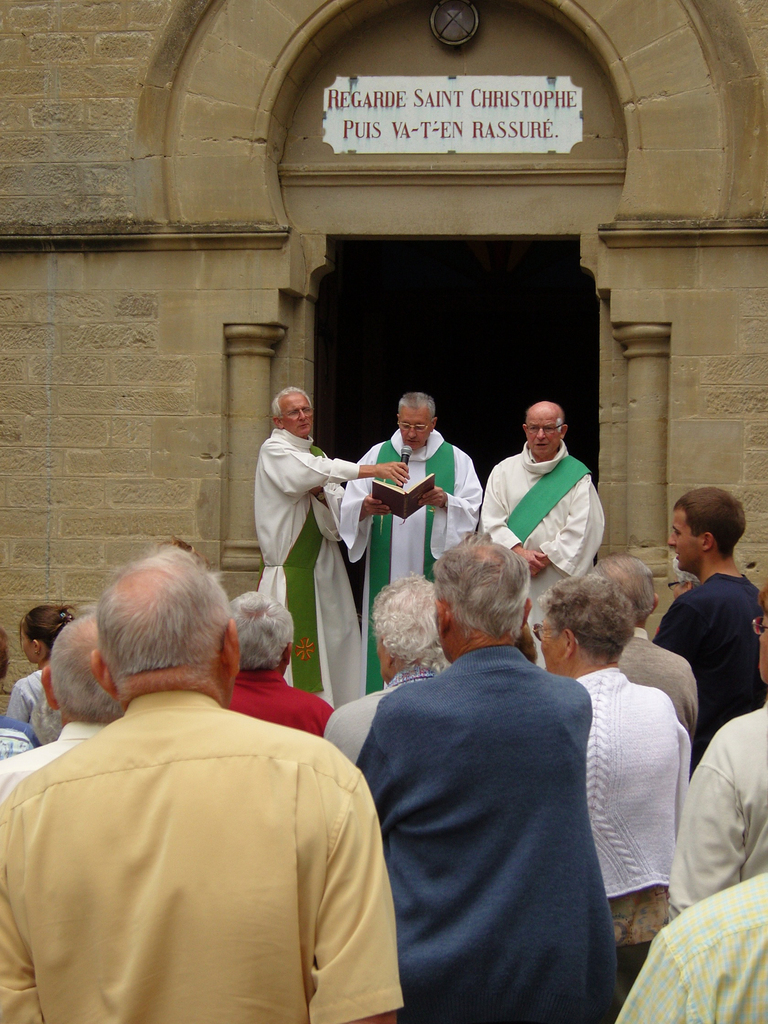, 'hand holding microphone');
376,460,409,487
